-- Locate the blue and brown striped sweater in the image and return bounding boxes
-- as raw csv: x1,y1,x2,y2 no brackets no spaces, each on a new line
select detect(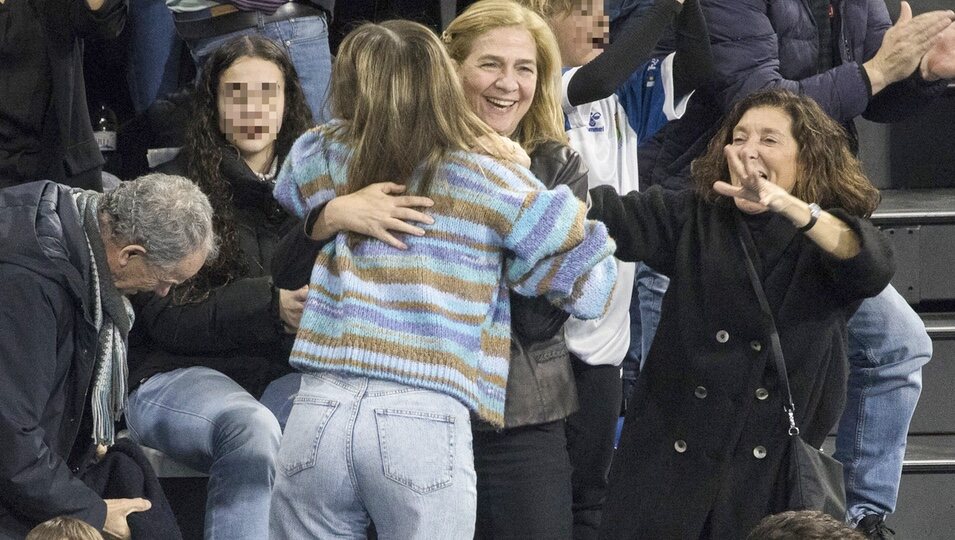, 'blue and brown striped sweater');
274,128,617,426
